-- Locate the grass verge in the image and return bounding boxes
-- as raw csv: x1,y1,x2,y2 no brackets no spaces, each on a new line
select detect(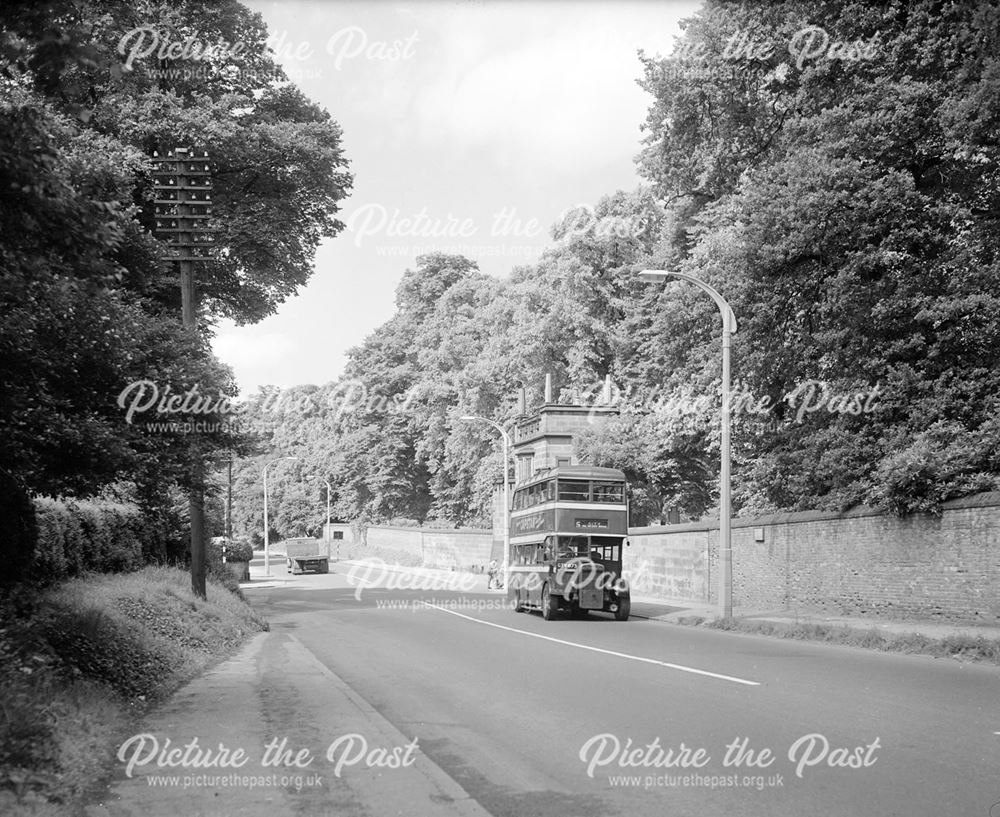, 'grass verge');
705,616,1000,664
0,566,268,816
